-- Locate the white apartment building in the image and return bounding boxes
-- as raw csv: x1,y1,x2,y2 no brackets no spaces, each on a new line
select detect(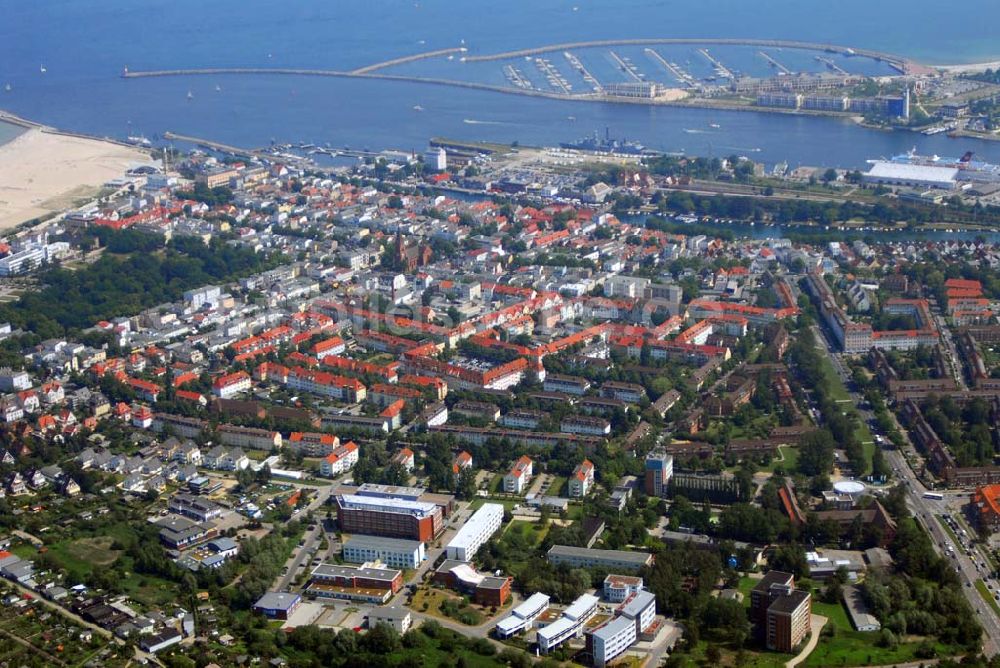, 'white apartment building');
445,503,504,561
342,535,426,569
